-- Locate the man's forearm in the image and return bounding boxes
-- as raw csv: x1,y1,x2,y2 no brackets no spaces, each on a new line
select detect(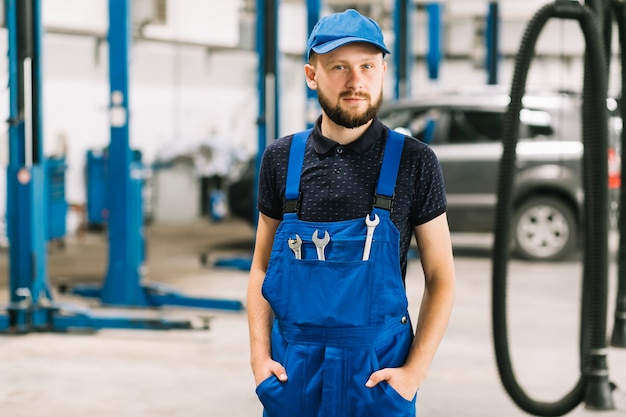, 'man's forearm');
247,213,281,368
404,275,455,387
403,215,455,386
247,269,274,364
